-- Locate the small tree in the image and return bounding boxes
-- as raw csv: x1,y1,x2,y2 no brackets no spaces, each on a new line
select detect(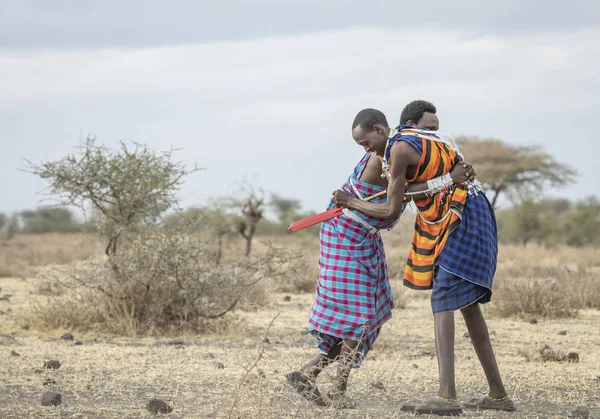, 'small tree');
456,137,576,208
564,196,600,247
6,213,20,240
204,204,236,264
0,213,6,234
228,184,265,256
26,137,199,255
20,207,80,234
270,194,302,225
